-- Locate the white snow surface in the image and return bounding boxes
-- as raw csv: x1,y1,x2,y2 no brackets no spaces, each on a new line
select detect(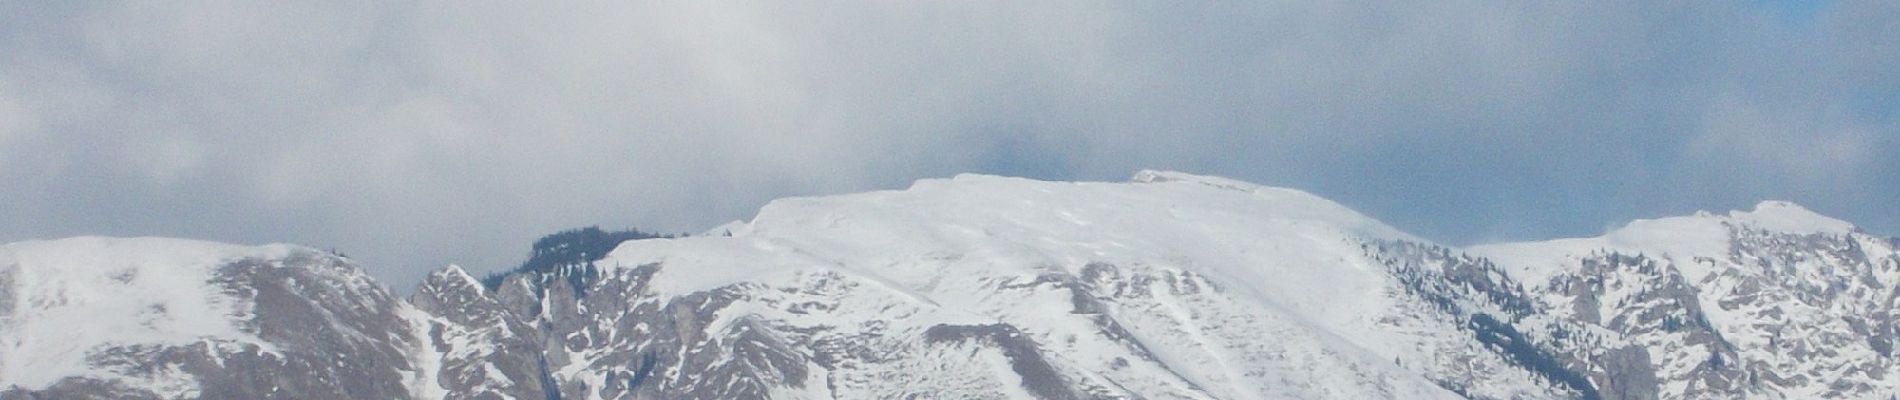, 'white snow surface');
605,171,1418,323
0,237,297,391
615,168,1421,293
400,305,451,400
1728,200,1855,235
